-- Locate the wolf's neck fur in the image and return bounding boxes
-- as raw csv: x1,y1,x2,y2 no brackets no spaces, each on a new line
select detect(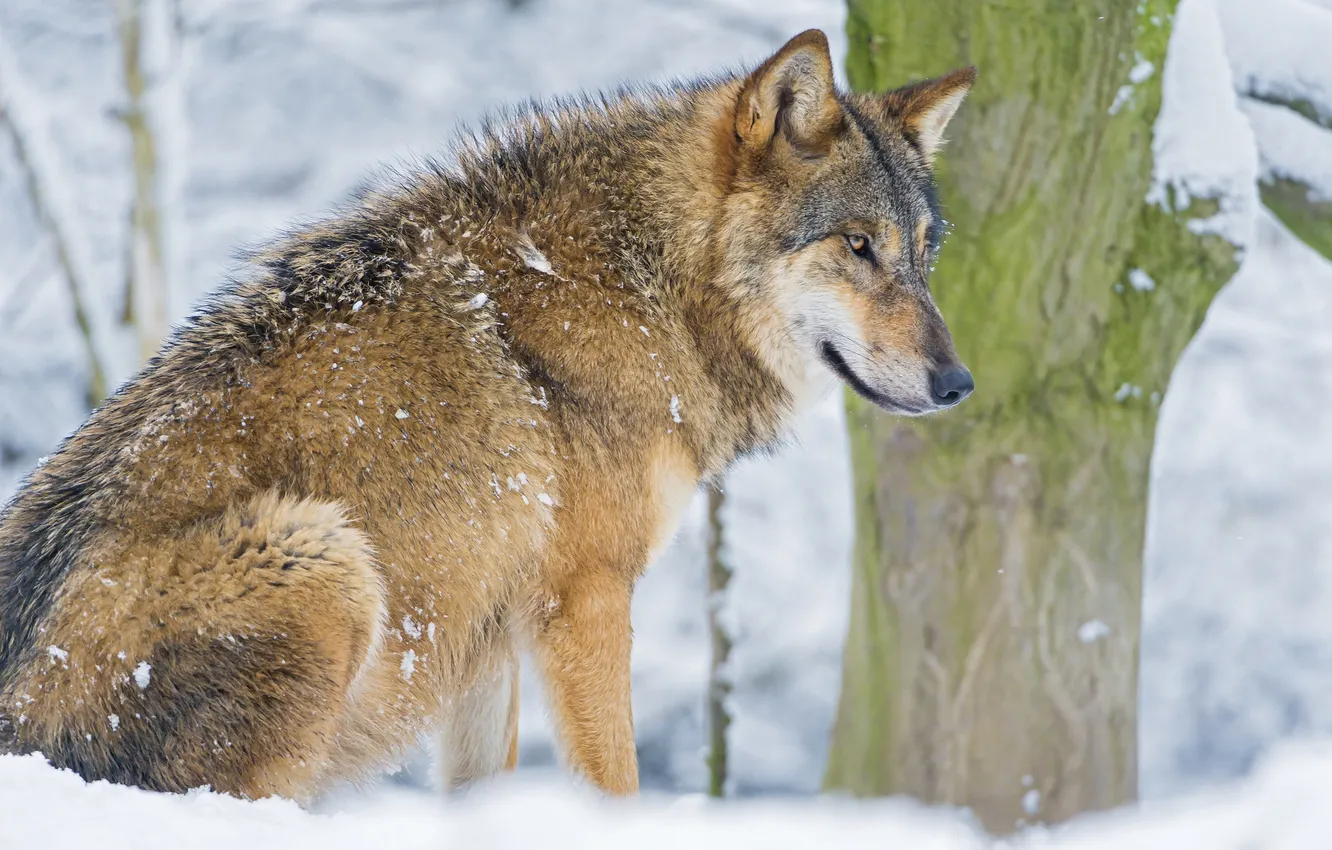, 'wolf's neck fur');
438,80,815,468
